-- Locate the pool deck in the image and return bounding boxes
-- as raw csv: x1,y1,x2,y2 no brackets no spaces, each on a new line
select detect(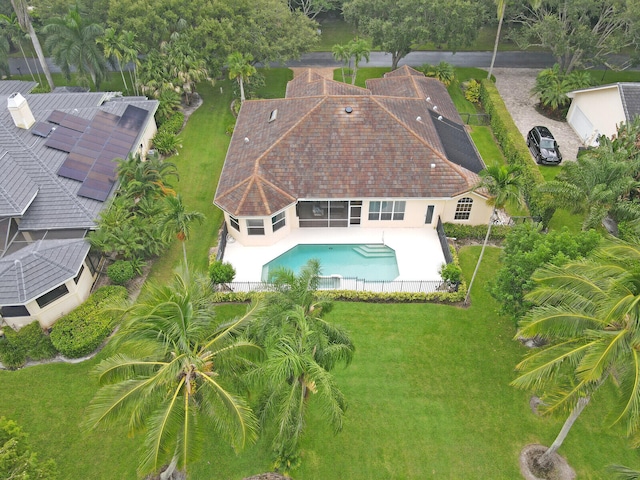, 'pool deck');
223,227,446,282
